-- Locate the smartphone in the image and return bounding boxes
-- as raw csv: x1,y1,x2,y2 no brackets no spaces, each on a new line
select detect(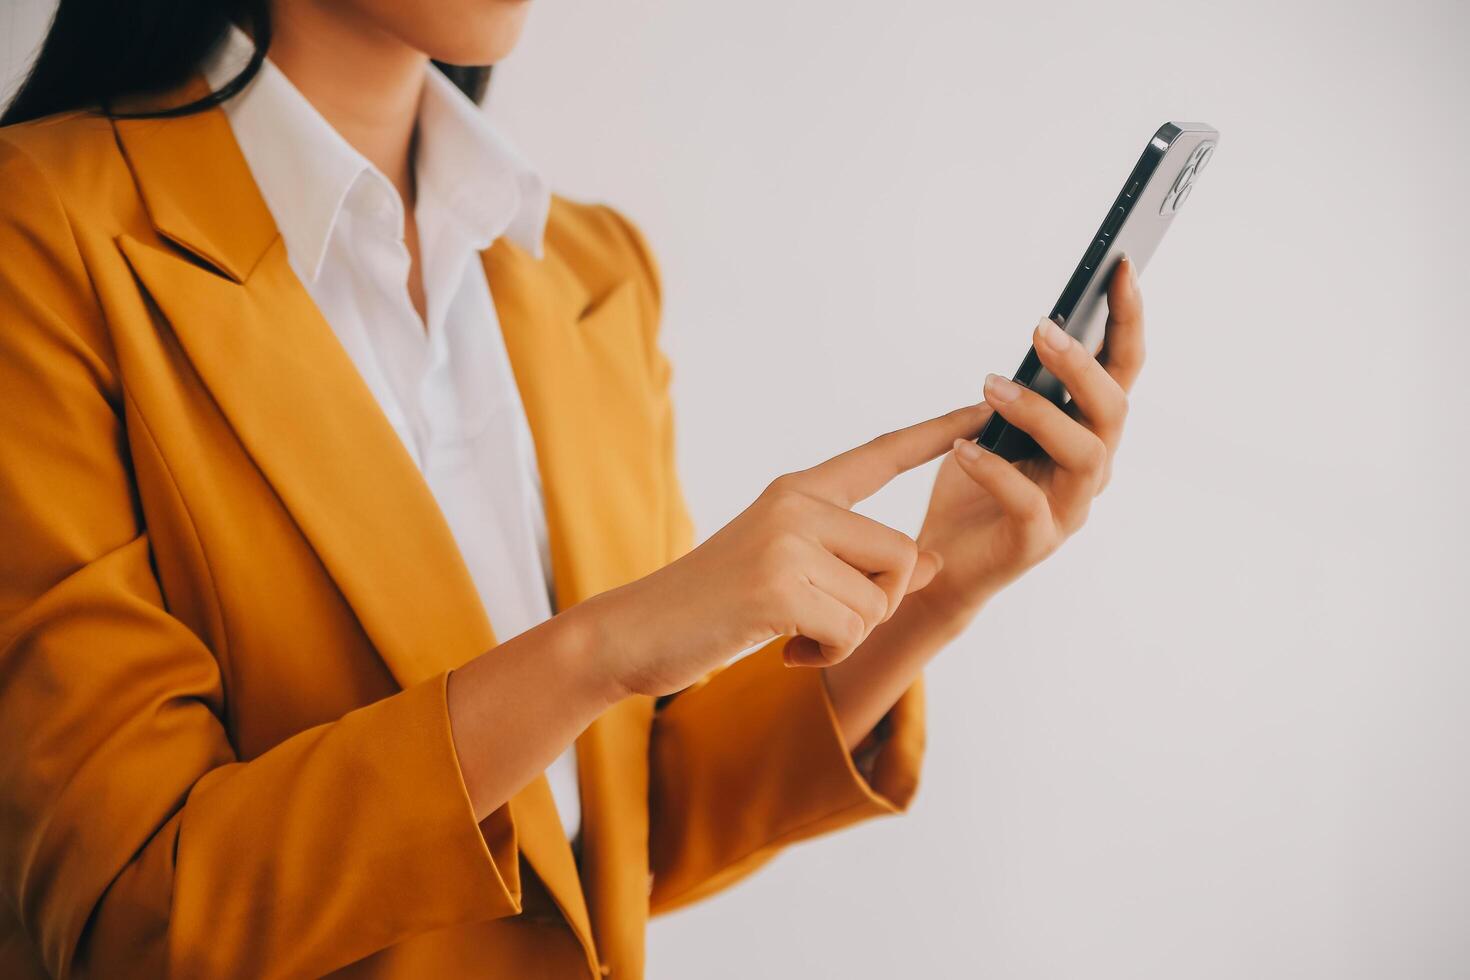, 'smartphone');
977,121,1219,461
